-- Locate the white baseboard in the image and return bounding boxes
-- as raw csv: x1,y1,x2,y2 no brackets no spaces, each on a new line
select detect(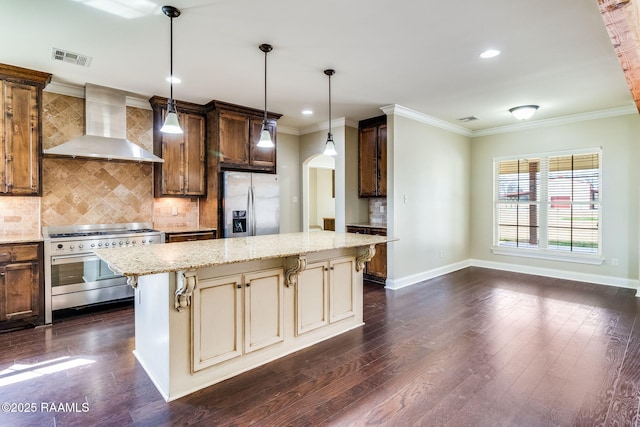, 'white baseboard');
385,260,471,290
385,258,639,293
